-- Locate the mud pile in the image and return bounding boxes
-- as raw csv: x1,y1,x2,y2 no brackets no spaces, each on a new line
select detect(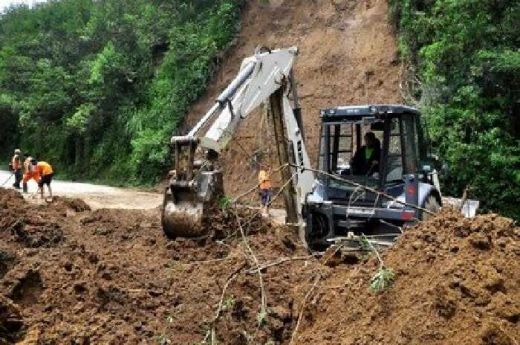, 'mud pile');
0,190,72,250
1,186,518,344
0,188,319,344
296,210,520,344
